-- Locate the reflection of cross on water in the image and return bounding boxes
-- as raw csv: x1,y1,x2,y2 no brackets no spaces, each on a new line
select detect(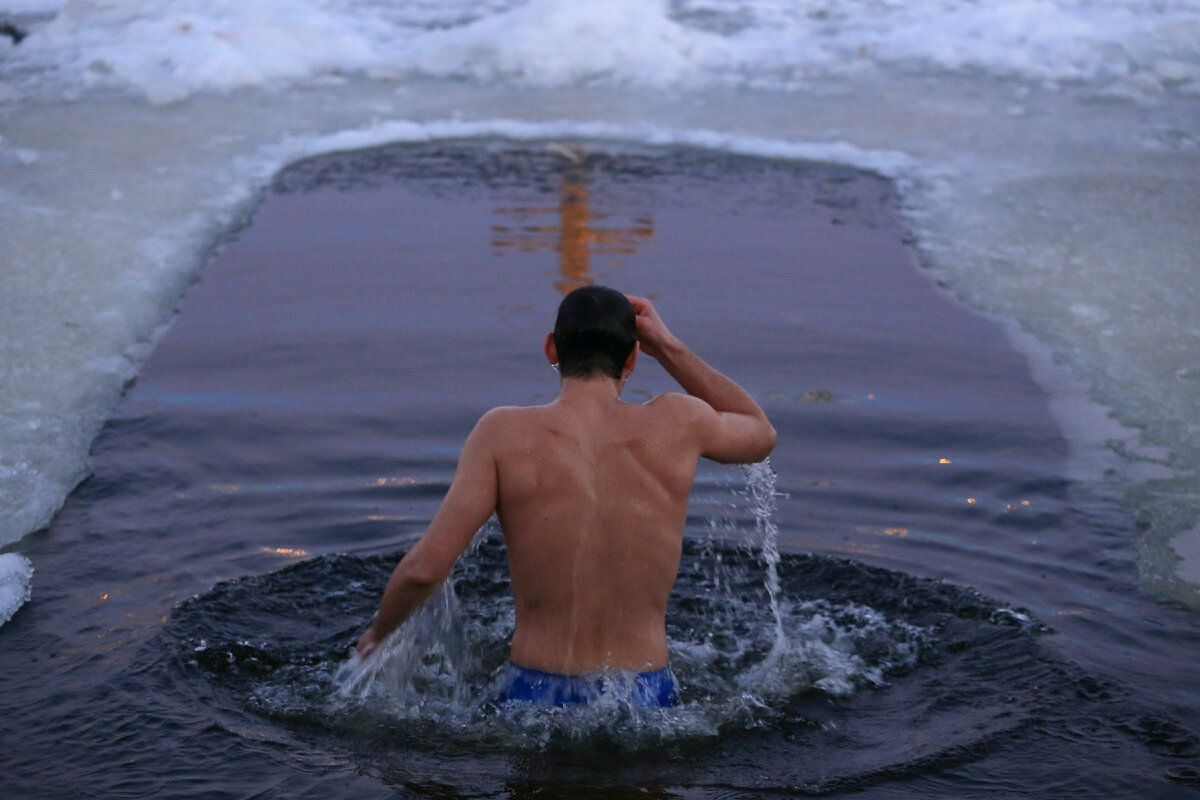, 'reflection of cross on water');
490,145,655,295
